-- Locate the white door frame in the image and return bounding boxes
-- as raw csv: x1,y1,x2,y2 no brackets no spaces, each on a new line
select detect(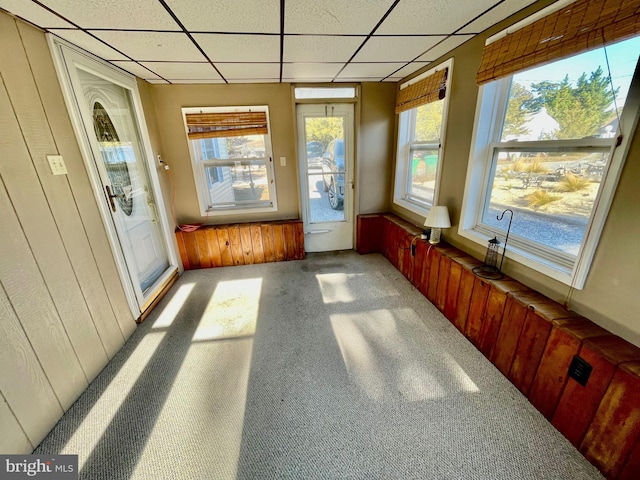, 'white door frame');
296,103,355,252
48,36,179,318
